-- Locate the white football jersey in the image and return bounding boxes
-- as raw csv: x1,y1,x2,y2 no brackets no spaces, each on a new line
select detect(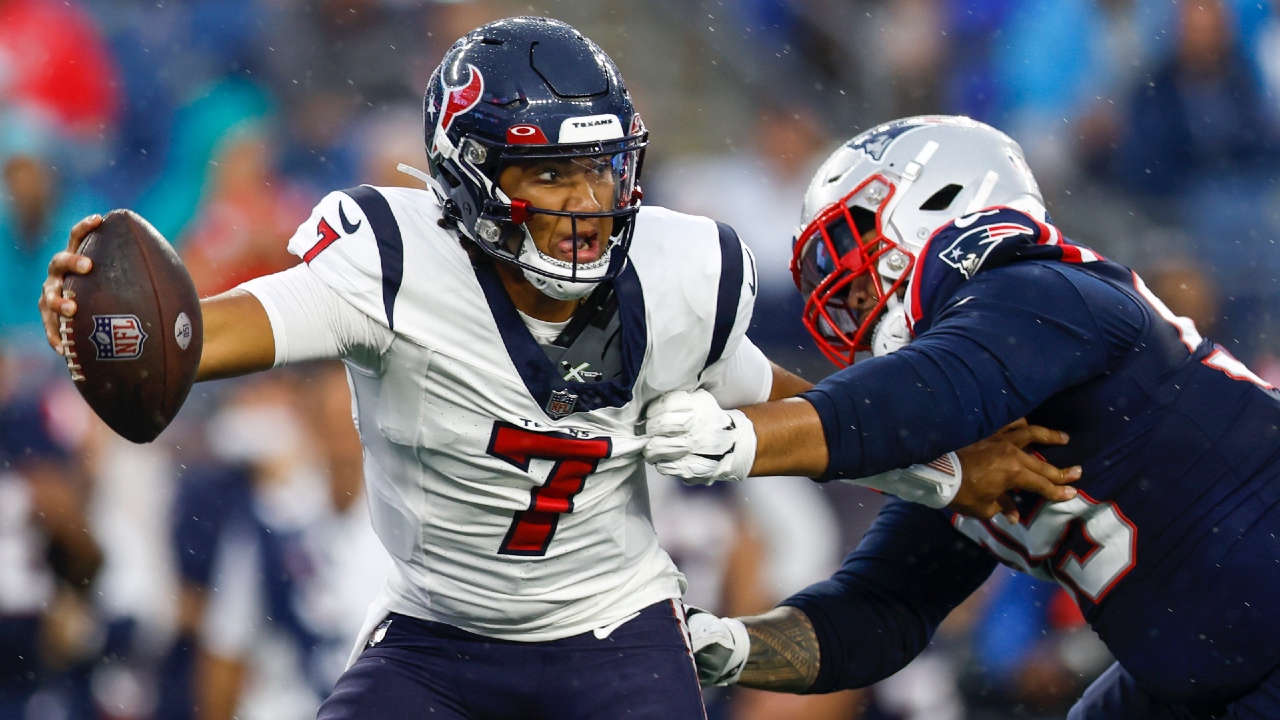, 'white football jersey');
283,185,758,641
